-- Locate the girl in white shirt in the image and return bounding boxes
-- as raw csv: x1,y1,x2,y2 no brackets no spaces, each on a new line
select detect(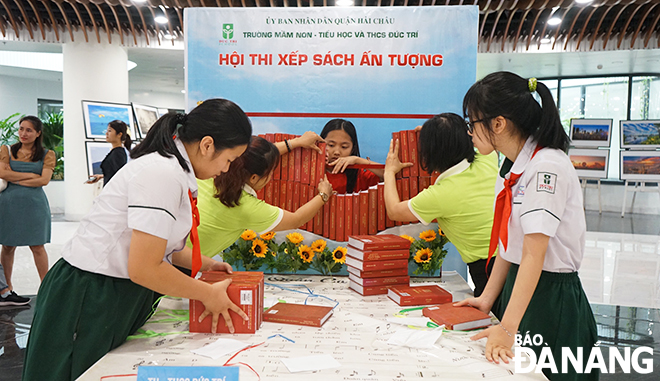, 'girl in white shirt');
456,72,598,381
23,99,252,381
